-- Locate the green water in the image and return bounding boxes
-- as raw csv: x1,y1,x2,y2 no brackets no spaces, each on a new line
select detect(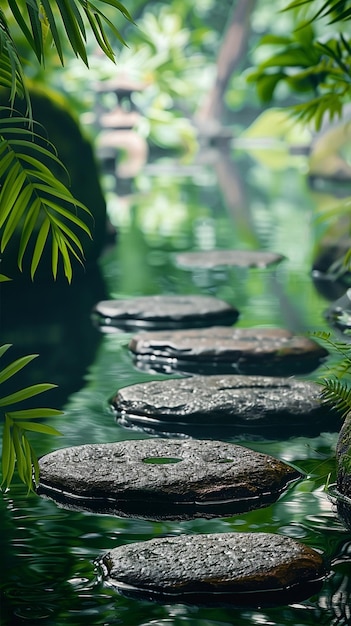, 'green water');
1,150,350,625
